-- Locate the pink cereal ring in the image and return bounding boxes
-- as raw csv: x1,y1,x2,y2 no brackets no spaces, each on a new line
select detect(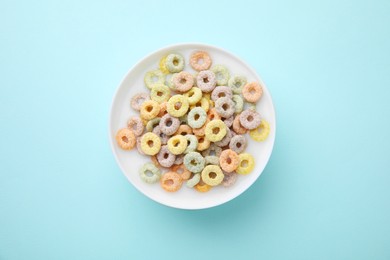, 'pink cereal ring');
173,71,194,93
190,51,212,71
242,82,263,103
